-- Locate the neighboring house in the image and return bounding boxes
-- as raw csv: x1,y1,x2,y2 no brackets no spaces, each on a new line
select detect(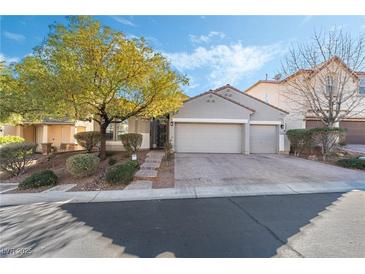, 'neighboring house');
1,117,159,152
245,57,365,149
169,85,288,154
1,119,93,152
